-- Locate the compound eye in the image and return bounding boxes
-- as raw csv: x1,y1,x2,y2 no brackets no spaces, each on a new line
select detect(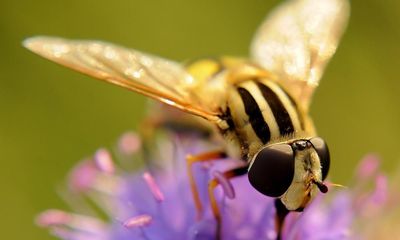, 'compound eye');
248,144,294,197
309,137,330,180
